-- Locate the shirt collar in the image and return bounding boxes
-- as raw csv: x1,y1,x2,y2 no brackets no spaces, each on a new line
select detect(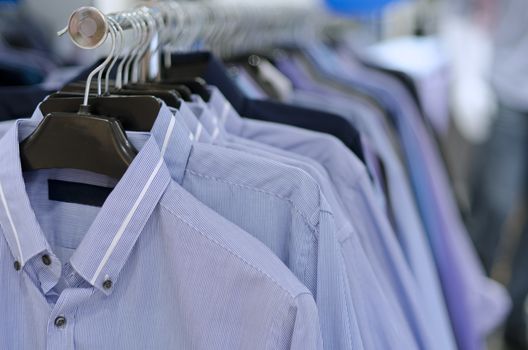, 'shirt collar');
188,95,226,144
207,86,244,136
0,121,49,268
30,101,46,122
156,104,196,185
178,102,212,143
0,119,172,295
